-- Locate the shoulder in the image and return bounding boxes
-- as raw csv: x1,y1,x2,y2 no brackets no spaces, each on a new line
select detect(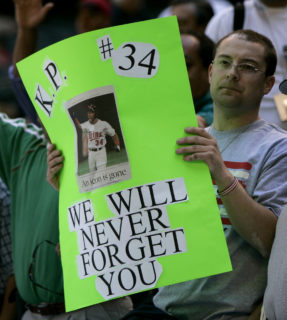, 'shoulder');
249,120,287,159
0,113,45,142
81,120,90,128
205,6,234,40
255,120,287,142
100,120,113,128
